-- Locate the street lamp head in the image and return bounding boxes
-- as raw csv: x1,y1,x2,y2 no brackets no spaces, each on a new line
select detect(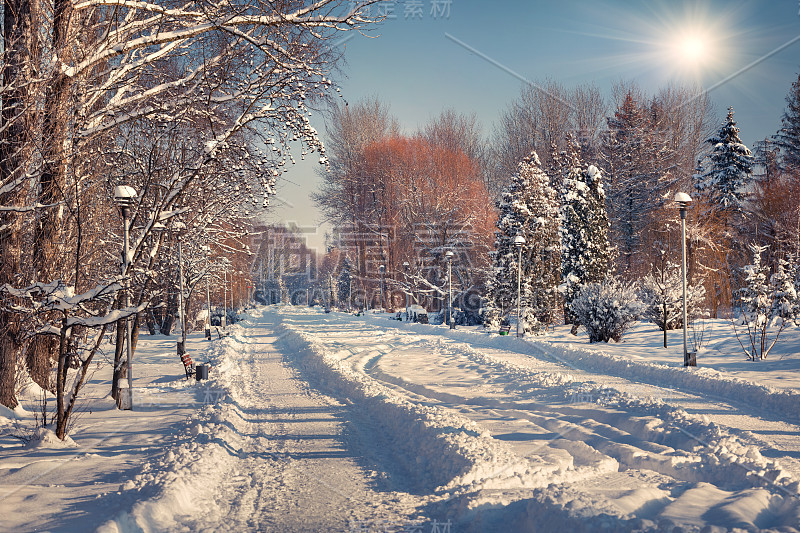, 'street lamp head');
113,185,137,208
403,261,409,270
444,250,454,261
151,222,168,233
513,234,526,247
674,192,692,208
379,264,385,272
